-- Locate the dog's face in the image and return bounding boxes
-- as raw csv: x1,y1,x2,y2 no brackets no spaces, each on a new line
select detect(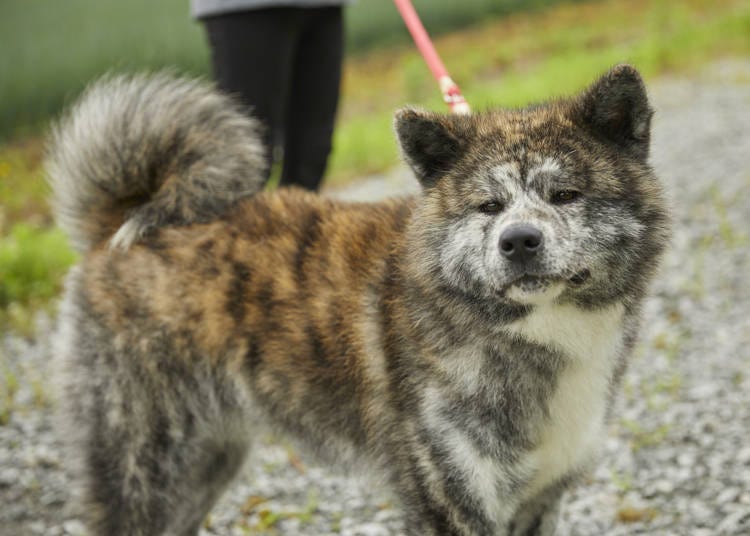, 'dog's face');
397,65,669,308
